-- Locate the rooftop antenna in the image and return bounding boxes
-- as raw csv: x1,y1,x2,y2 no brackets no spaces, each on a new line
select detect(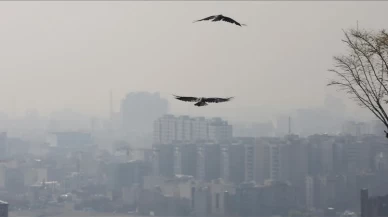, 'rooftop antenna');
110,89,113,121
288,116,291,135
357,20,359,31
